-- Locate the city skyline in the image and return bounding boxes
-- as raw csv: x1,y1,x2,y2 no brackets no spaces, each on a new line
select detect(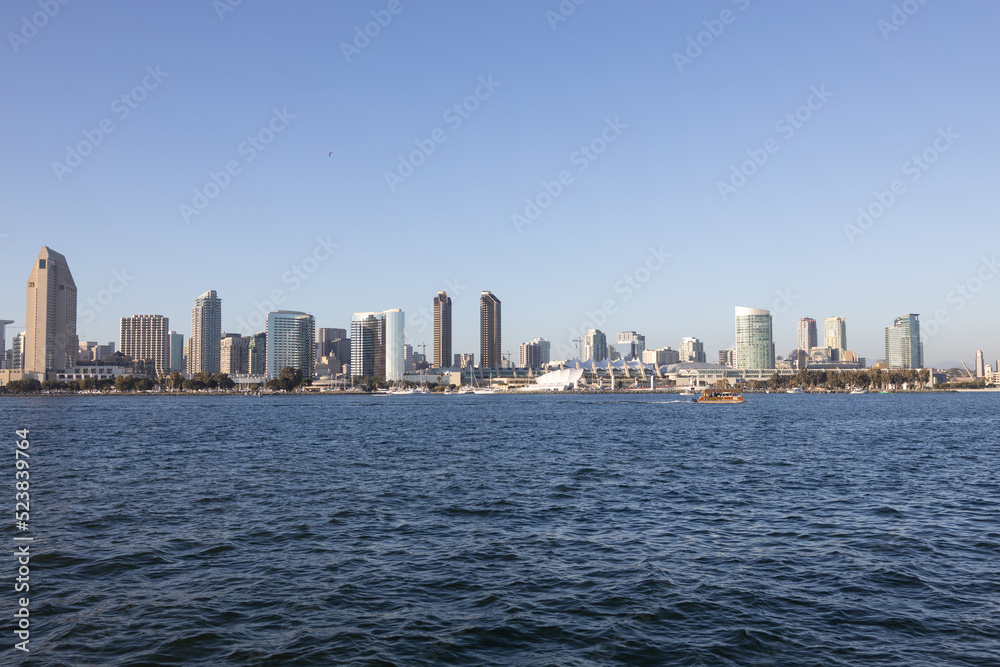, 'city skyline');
2,3,999,367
